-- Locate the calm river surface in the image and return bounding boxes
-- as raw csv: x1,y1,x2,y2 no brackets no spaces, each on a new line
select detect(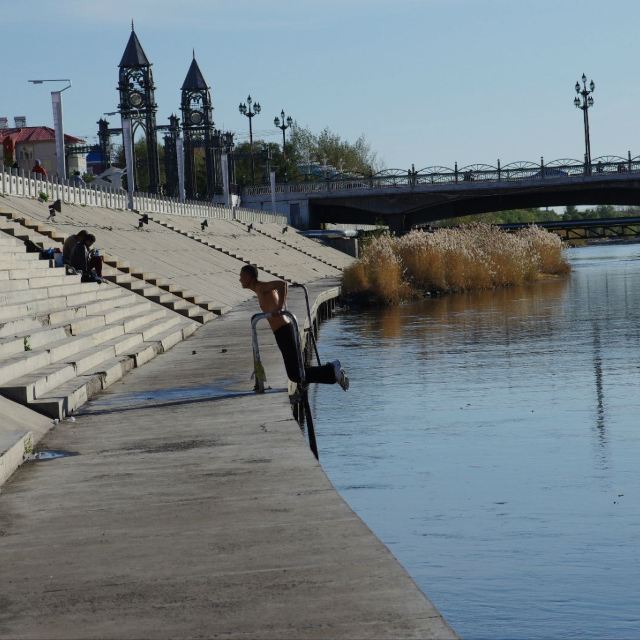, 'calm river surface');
311,244,640,640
